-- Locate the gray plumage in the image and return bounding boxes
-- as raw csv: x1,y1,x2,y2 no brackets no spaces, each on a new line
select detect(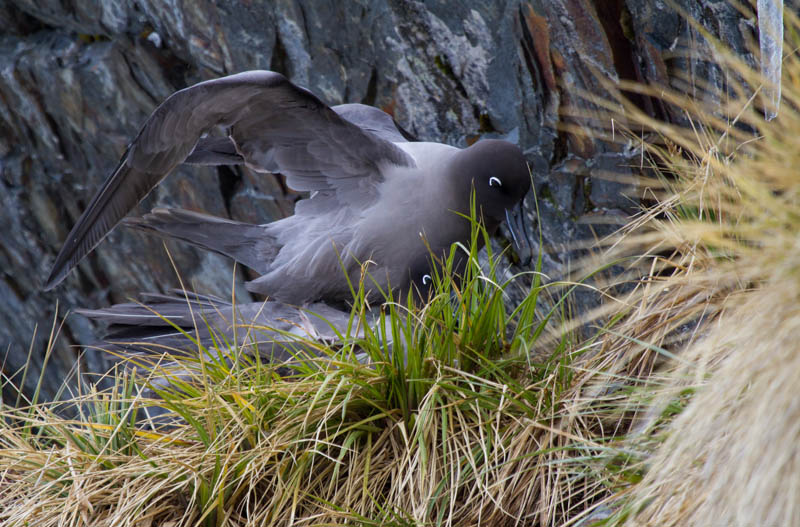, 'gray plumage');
77,289,360,362
45,70,531,304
